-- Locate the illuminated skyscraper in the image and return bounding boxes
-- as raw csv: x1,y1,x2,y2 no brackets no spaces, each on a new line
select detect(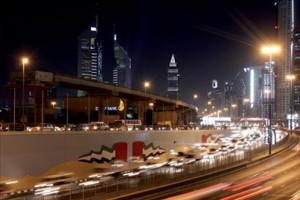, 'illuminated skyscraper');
294,31,300,111
167,54,180,100
255,64,275,119
113,32,131,88
241,66,262,118
77,17,103,96
276,0,294,119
